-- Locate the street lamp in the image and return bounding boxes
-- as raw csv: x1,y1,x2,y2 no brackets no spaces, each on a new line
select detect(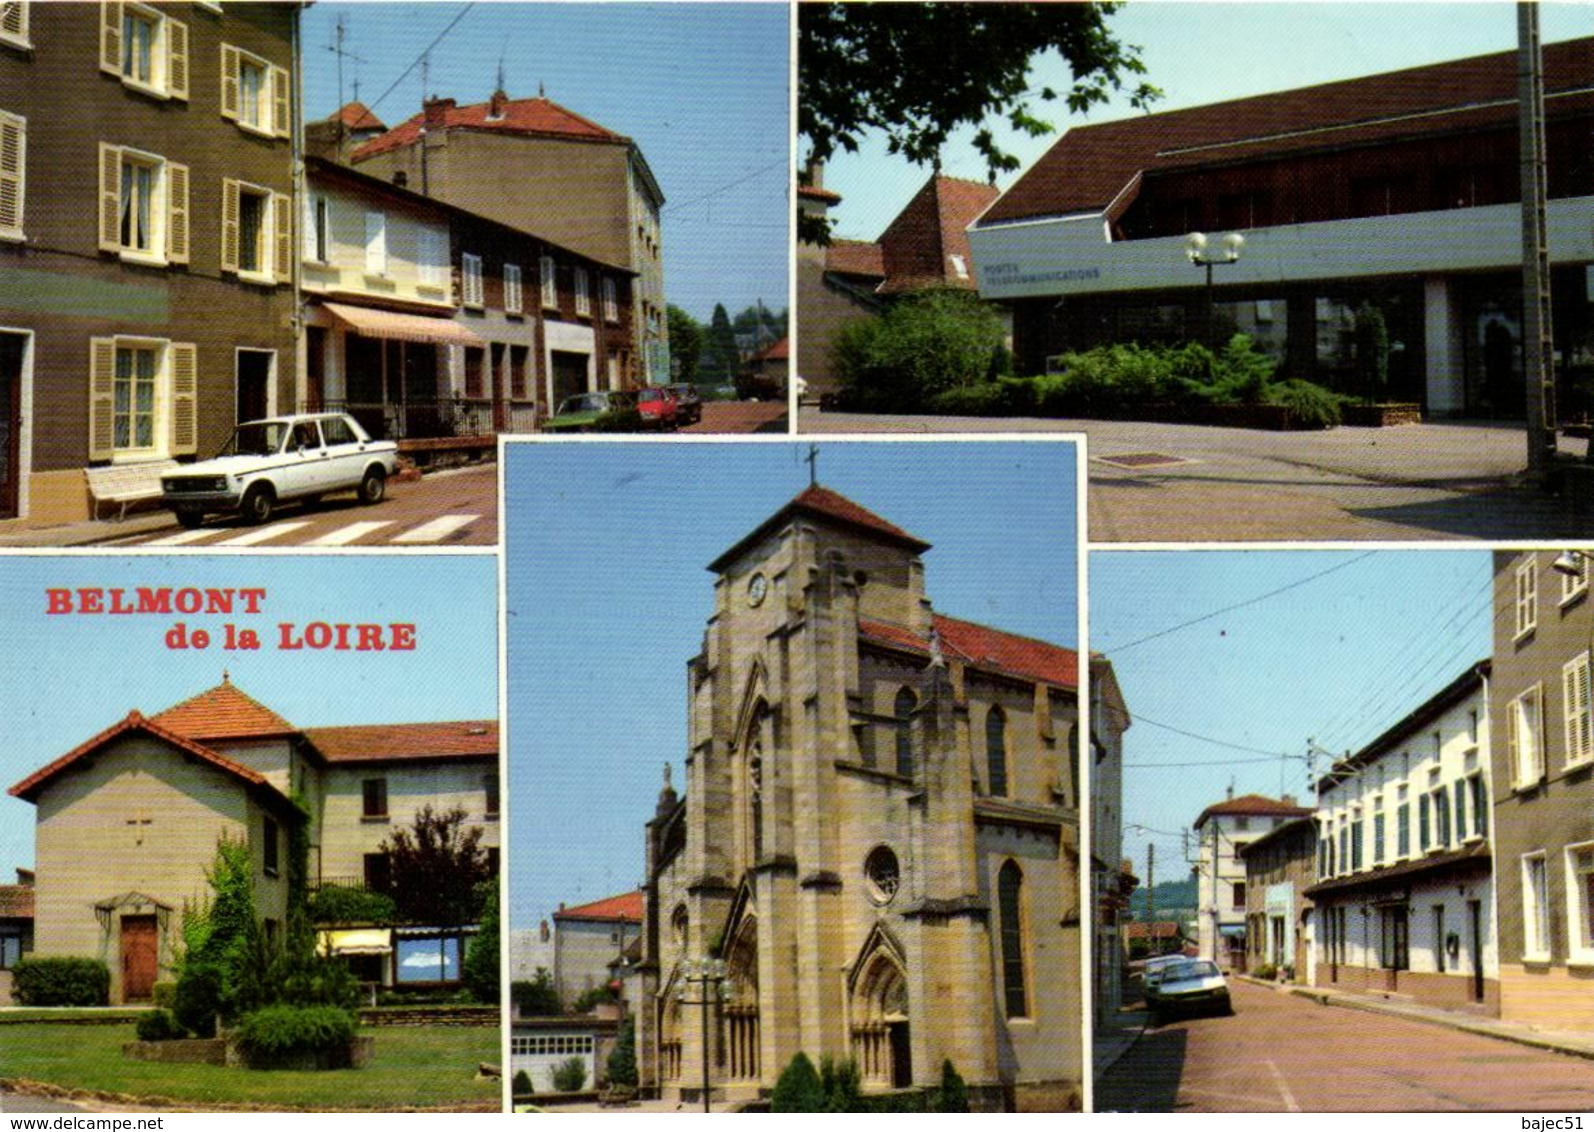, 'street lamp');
1185,231,1246,348
677,956,734,1113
